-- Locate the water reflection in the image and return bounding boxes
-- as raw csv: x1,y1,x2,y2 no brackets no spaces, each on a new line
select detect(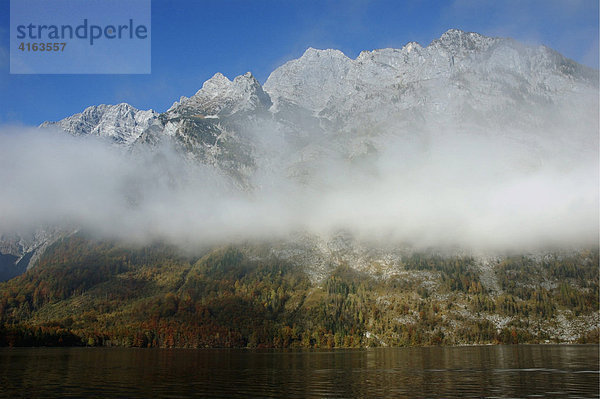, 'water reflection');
0,345,598,398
